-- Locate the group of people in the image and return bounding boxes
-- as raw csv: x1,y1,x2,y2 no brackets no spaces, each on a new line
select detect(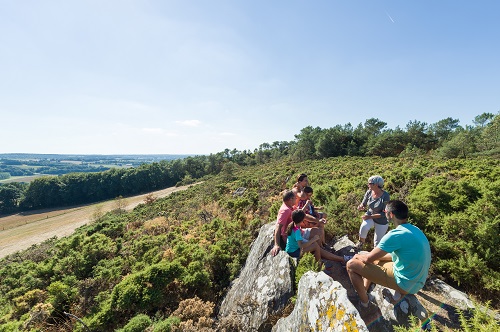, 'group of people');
271,174,351,265
271,173,431,316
